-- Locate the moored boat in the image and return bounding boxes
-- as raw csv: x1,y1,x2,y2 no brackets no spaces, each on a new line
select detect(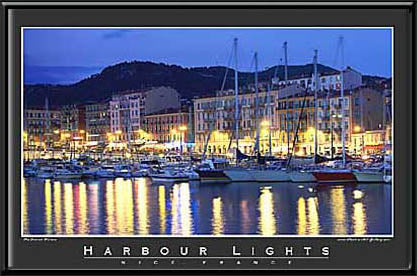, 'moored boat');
150,169,189,184
290,171,317,183
54,168,82,179
353,170,384,183
195,169,231,184
224,168,255,182
313,170,356,184
95,165,116,178
36,167,54,178
251,169,291,182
